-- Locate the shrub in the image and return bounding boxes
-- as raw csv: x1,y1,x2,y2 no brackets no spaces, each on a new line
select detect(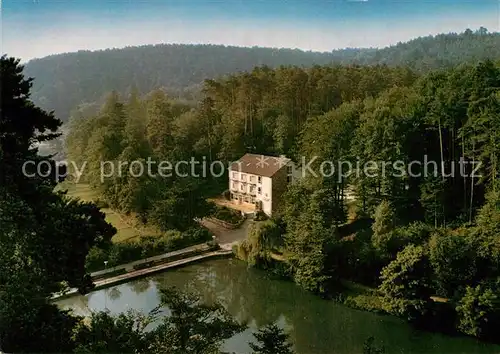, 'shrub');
206,240,220,251
94,198,109,209
371,222,432,261
182,227,212,244
378,244,433,322
428,229,477,297
254,210,268,221
85,246,108,272
395,222,432,246
138,235,162,258
343,295,386,314
85,227,213,272
108,242,142,267
212,206,242,224
236,222,271,266
163,230,185,249
456,280,500,340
